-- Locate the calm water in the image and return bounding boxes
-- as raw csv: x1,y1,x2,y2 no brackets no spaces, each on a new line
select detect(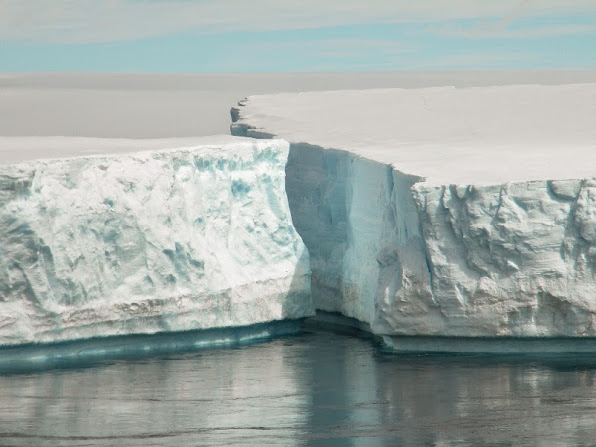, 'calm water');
2,329,596,446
